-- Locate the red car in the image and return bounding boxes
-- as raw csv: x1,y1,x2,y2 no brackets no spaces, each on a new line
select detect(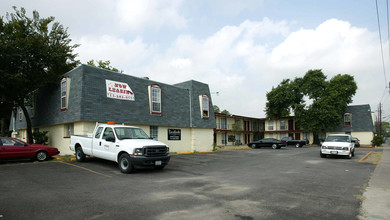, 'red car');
0,137,60,161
